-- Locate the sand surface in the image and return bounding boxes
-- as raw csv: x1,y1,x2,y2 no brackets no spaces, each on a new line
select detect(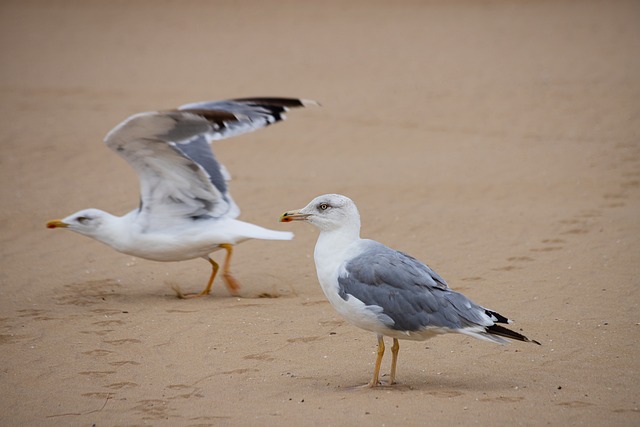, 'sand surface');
1,1,639,425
